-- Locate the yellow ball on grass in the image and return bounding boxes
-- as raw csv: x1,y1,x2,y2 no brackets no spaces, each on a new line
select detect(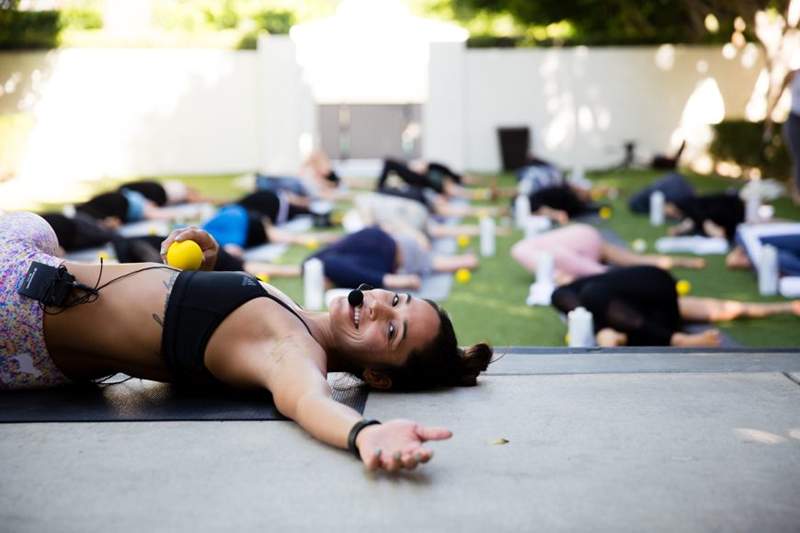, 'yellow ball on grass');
676,279,692,296
455,268,471,283
457,235,471,248
599,206,612,220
